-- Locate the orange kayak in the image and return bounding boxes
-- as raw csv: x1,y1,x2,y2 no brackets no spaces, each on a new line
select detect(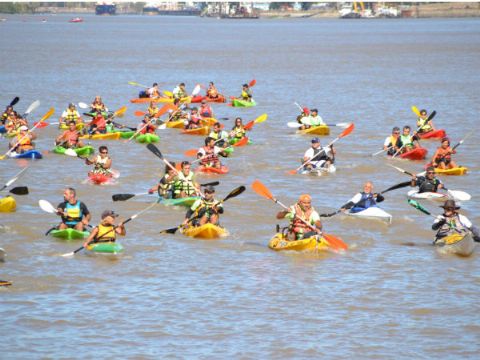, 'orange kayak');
182,126,209,136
